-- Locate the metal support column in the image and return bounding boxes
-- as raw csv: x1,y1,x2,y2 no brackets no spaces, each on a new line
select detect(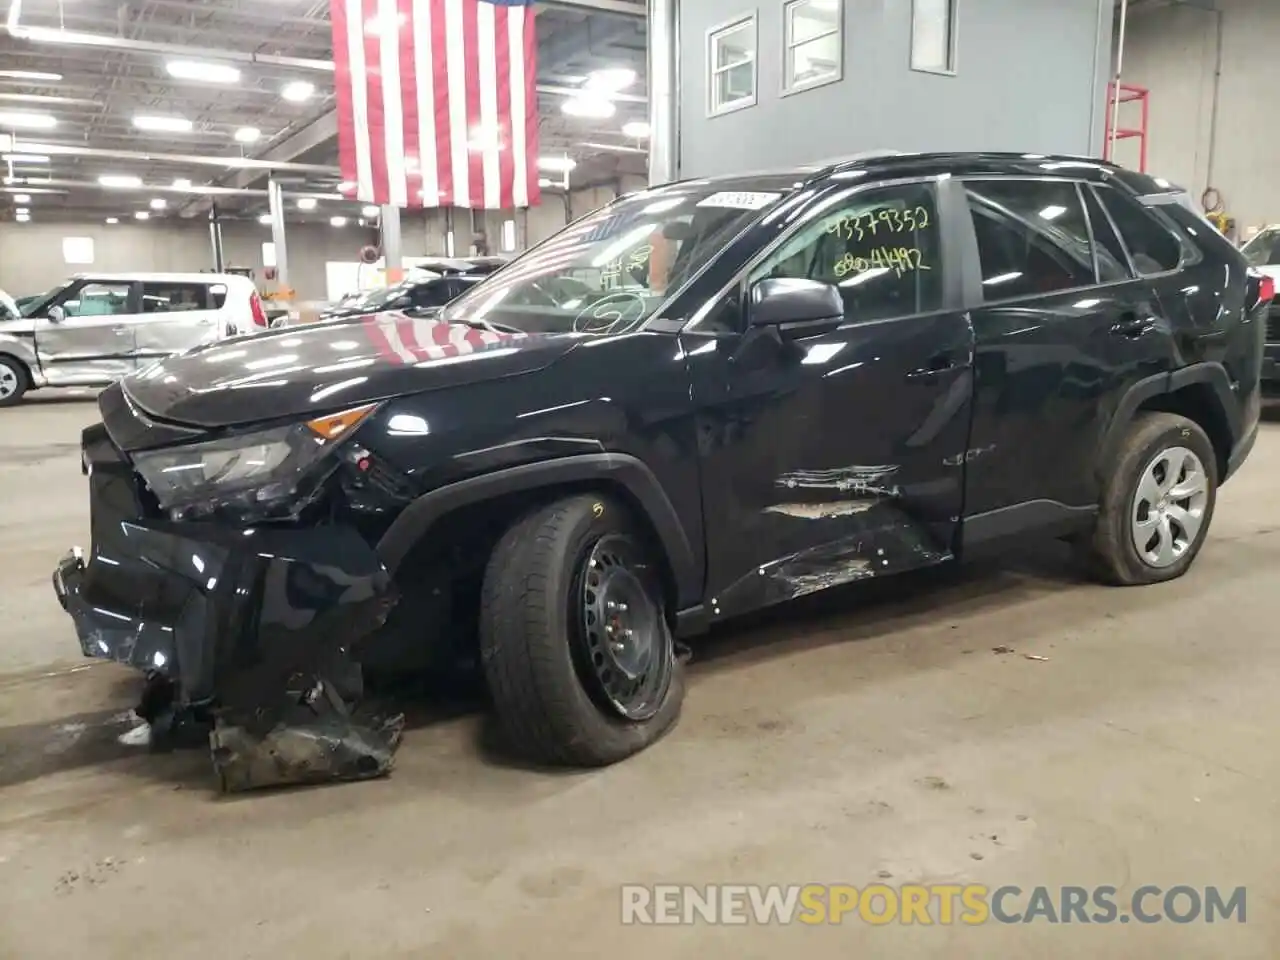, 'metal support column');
647,0,677,185
267,178,290,290
208,203,226,272
381,204,403,284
